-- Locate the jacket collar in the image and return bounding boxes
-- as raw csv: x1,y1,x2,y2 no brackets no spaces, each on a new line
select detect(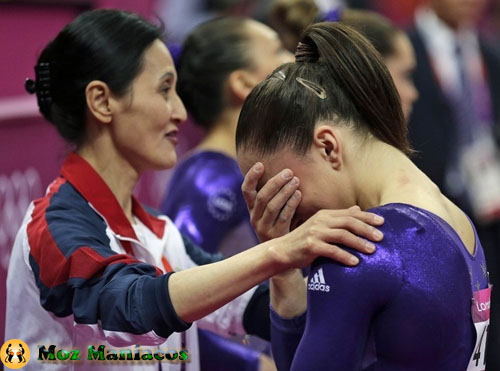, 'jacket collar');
61,152,166,240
